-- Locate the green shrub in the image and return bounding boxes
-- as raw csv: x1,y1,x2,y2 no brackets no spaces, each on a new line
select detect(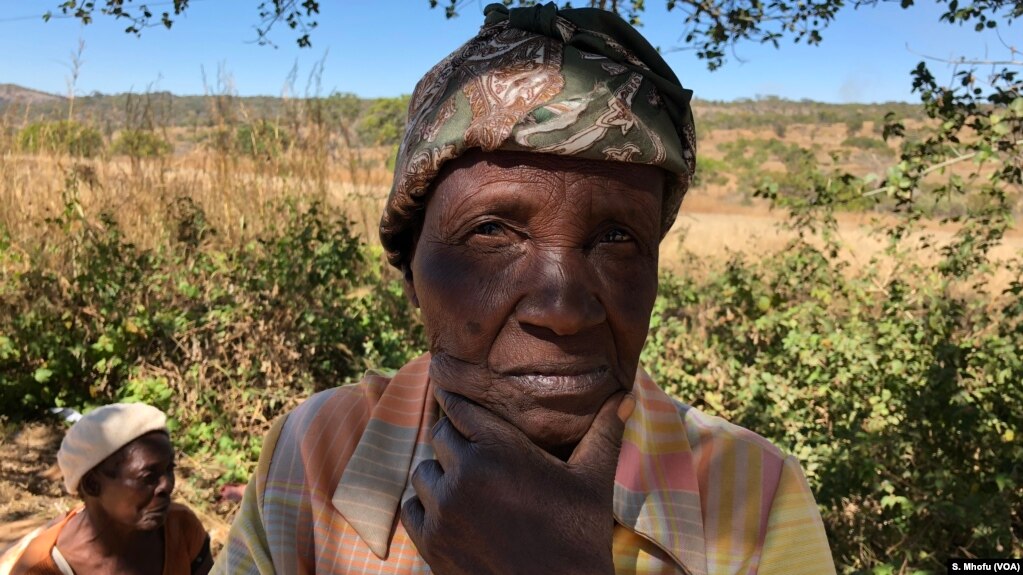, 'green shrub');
235,120,291,159
842,135,894,156
692,156,729,187
844,116,864,136
202,121,292,159
111,129,172,158
17,120,104,157
0,188,423,485
205,127,235,154
358,95,410,147
643,243,1023,572
716,138,859,206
